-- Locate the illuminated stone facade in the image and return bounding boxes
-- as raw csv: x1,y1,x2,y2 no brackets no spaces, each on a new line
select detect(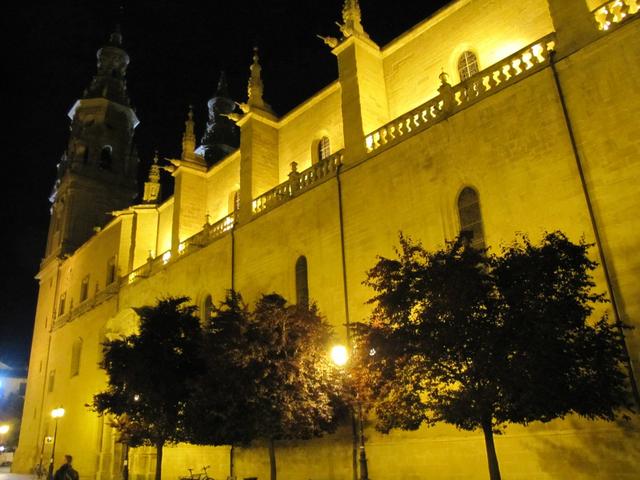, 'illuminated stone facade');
14,0,640,478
